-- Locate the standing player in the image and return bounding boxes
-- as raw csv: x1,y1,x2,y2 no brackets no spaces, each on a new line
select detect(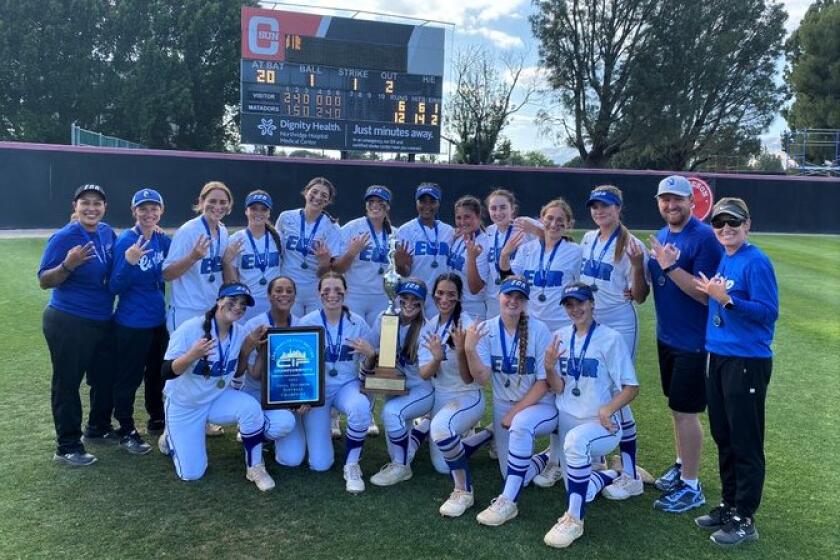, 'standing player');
395,183,454,316
109,188,171,454
646,175,722,513
297,272,377,494
448,196,490,320
542,283,640,548
158,282,283,491
39,184,116,465
275,177,341,316
464,277,556,526
224,190,284,322
693,198,778,547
